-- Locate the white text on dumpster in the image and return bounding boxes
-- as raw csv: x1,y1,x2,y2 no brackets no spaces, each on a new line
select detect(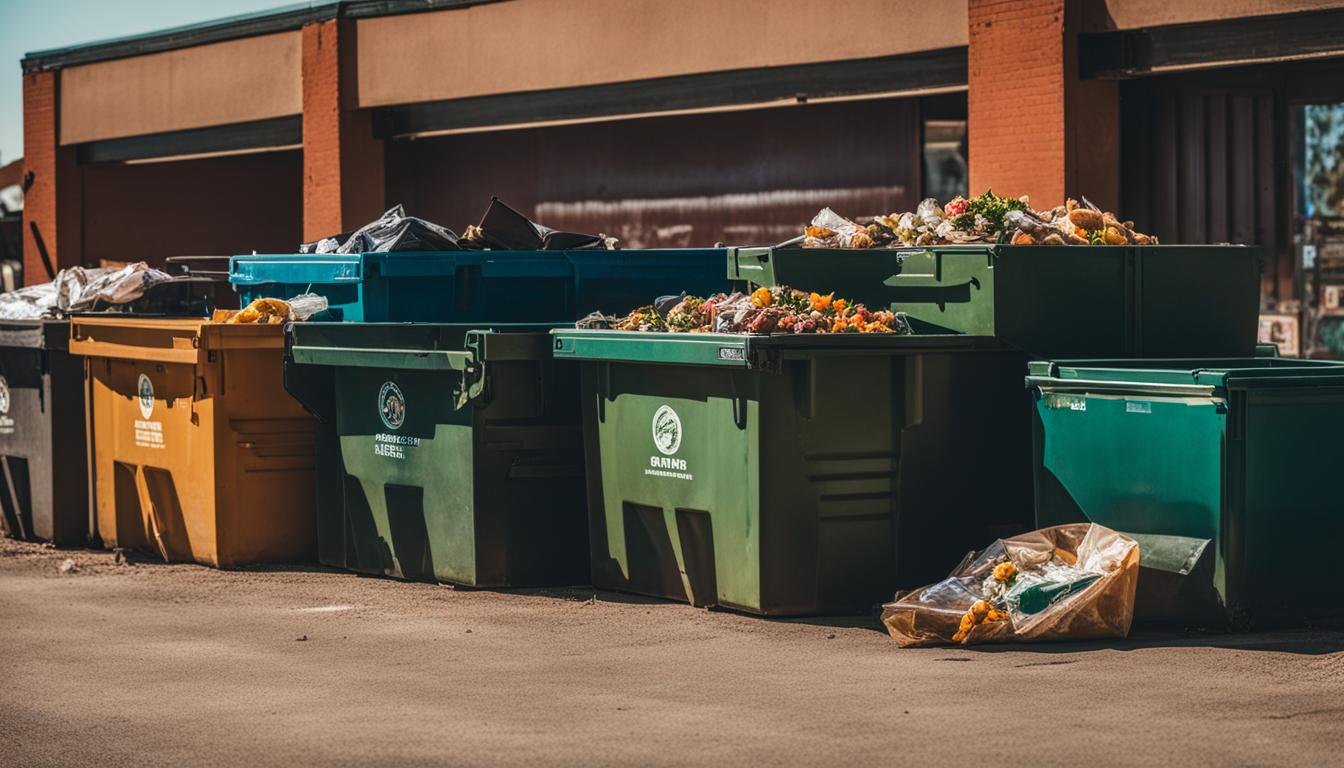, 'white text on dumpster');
134,419,165,449
374,432,420,459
